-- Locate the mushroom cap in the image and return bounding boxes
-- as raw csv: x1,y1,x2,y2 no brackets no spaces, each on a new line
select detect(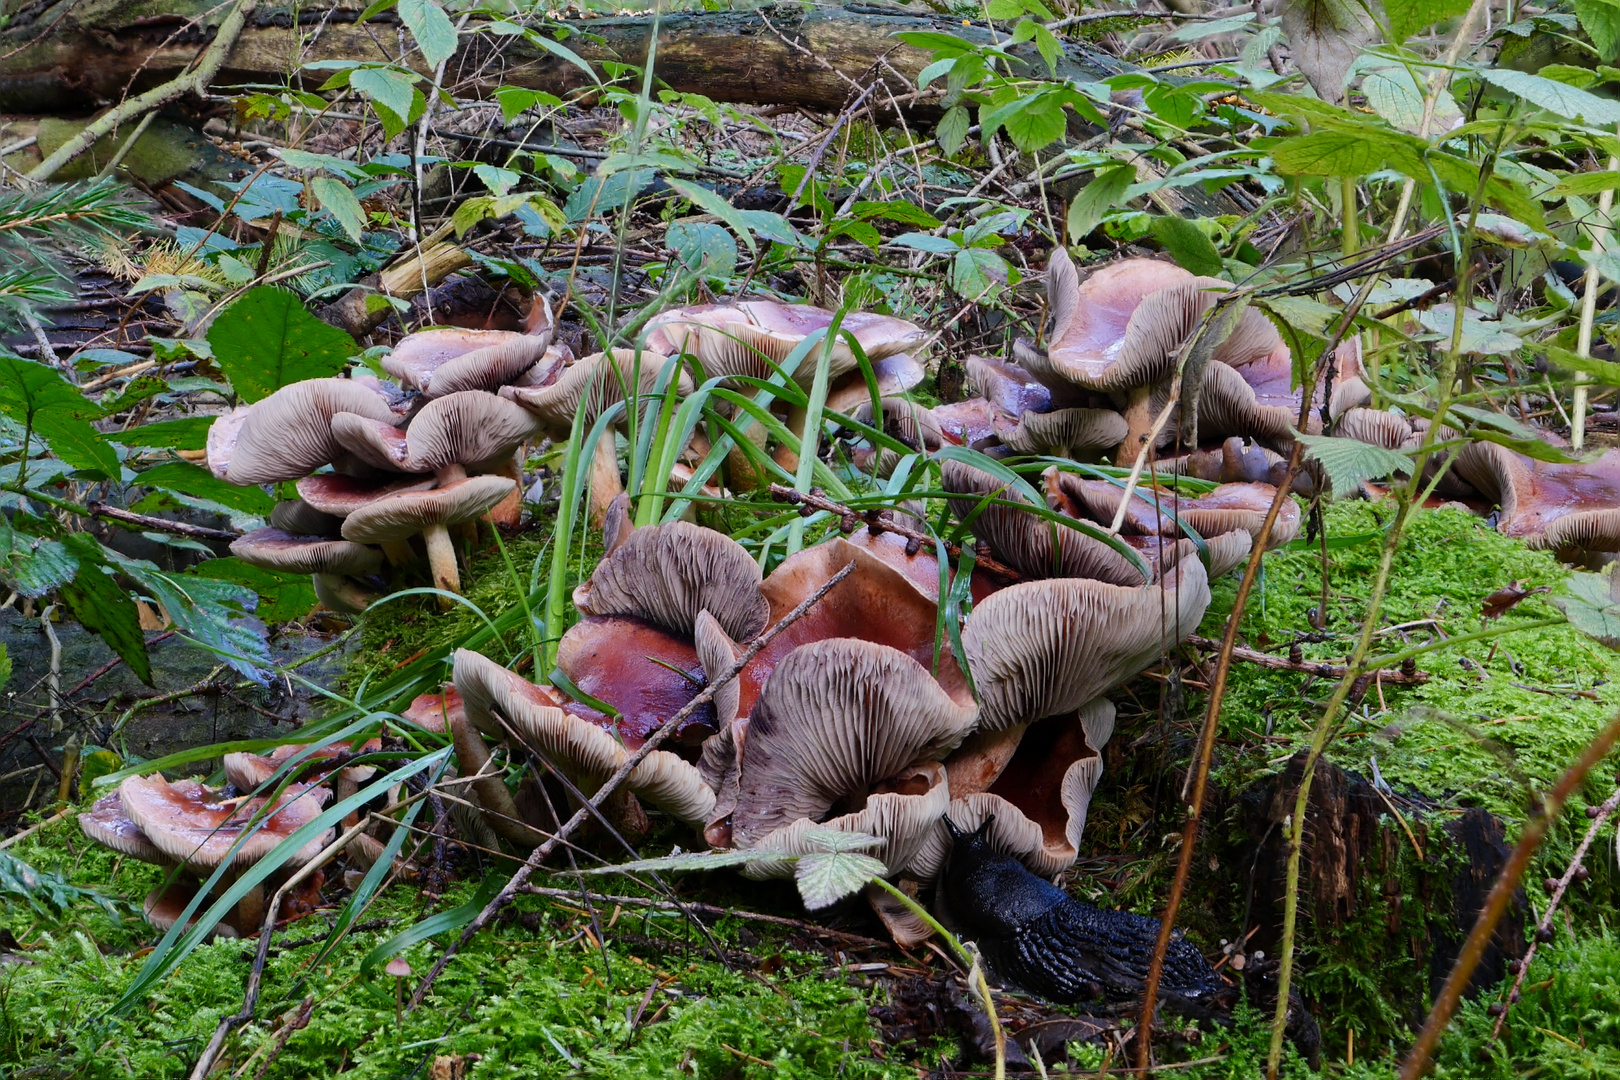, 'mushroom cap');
1044,473,1300,547
644,302,926,386
729,638,978,847
333,391,540,475
119,774,332,868
223,737,382,792
451,648,715,823
823,353,927,415
554,616,718,750
229,528,384,577
943,458,1149,585
144,880,241,939
268,499,344,538
1001,407,1128,458
500,348,694,430
966,354,1057,416
205,405,251,481
401,685,465,734
1457,442,1620,552
223,378,399,486
79,791,167,864
739,761,950,885
694,609,743,730
294,473,438,517
573,519,768,641
382,318,553,399
340,475,516,543
1335,407,1415,450
962,554,1210,731
931,398,1002,449
1189,359,1306,450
